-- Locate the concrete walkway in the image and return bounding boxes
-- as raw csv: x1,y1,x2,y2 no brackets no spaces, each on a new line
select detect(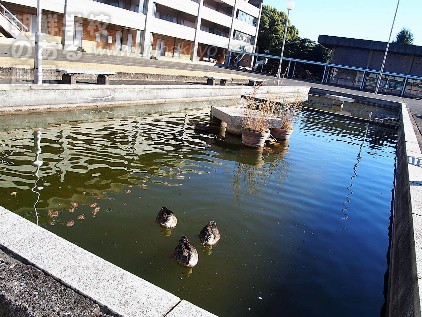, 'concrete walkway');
0,249,113,316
